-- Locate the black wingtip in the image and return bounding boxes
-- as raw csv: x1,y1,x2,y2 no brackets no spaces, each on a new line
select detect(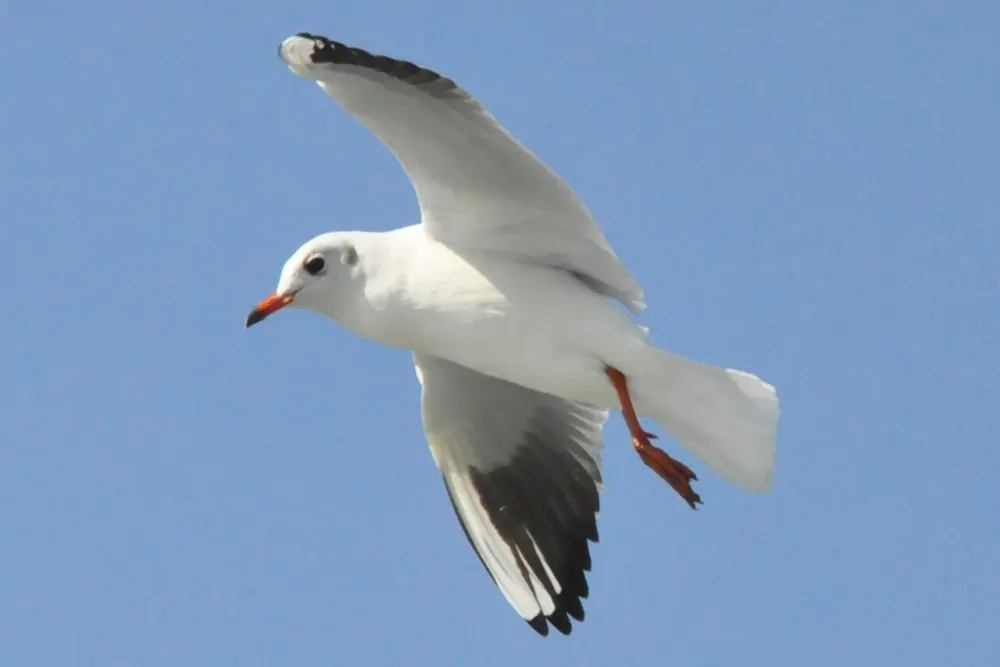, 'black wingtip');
527,615,550,636
277,32,456,93
526,600,583,636
279,32,317,59
547,609,573,635
564,595,585,622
